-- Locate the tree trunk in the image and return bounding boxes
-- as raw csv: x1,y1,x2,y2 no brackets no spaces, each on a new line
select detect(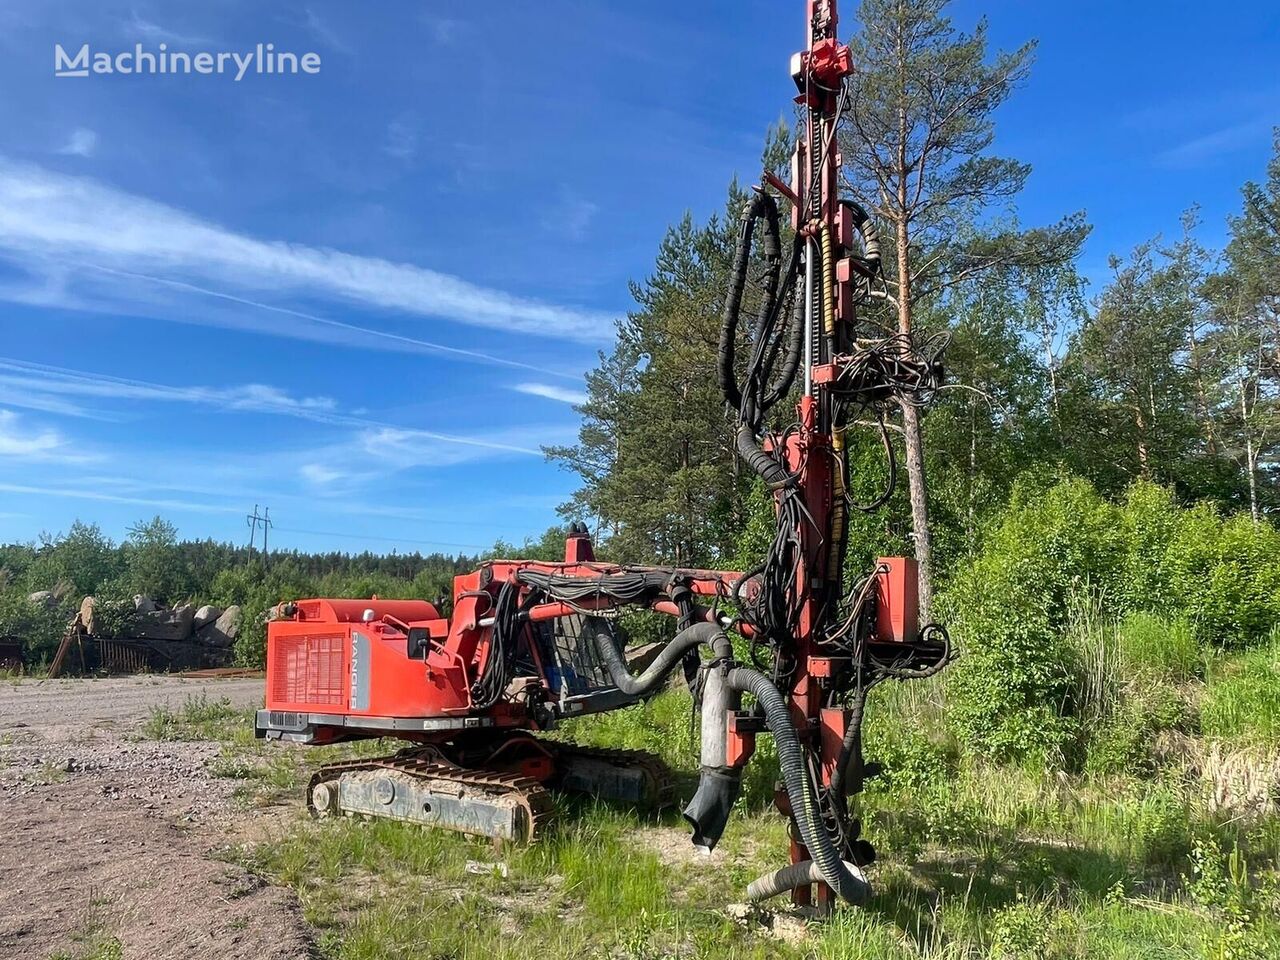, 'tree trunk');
1134,405,1151,478
1246,437,1260,525
895,210,934,619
